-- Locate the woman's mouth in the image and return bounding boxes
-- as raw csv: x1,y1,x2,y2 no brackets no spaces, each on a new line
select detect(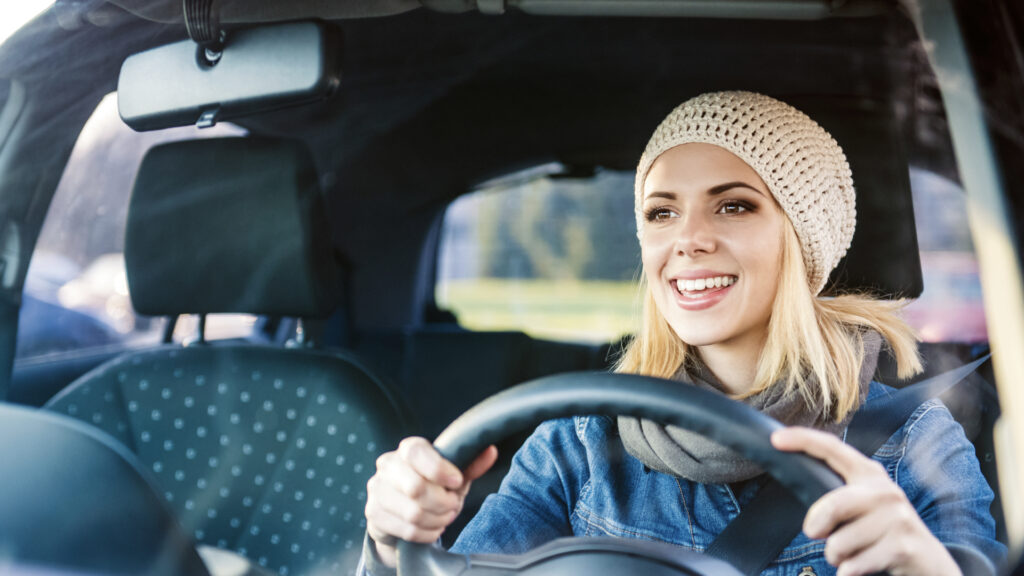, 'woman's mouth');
674,275,737,297
671,275,737,310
